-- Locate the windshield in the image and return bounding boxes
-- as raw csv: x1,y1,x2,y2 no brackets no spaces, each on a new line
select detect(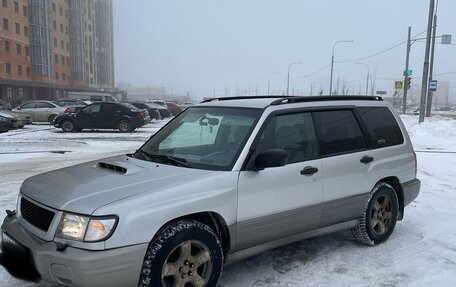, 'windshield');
137,107,261,171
